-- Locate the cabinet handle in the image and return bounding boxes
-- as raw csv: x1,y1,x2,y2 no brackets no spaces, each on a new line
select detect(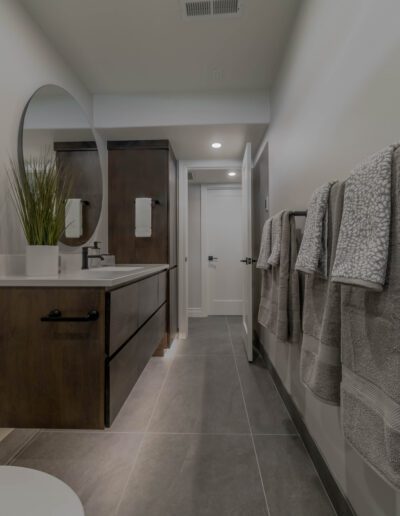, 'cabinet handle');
41,309,99,322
